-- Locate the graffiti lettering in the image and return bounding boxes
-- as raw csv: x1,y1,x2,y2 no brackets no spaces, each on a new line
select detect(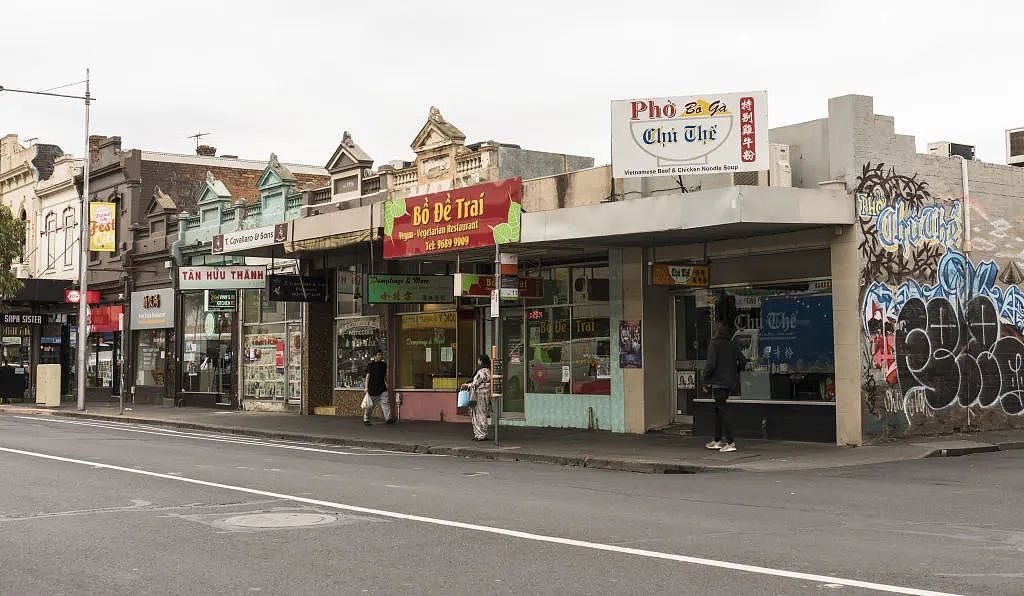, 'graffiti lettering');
875,200,961,254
